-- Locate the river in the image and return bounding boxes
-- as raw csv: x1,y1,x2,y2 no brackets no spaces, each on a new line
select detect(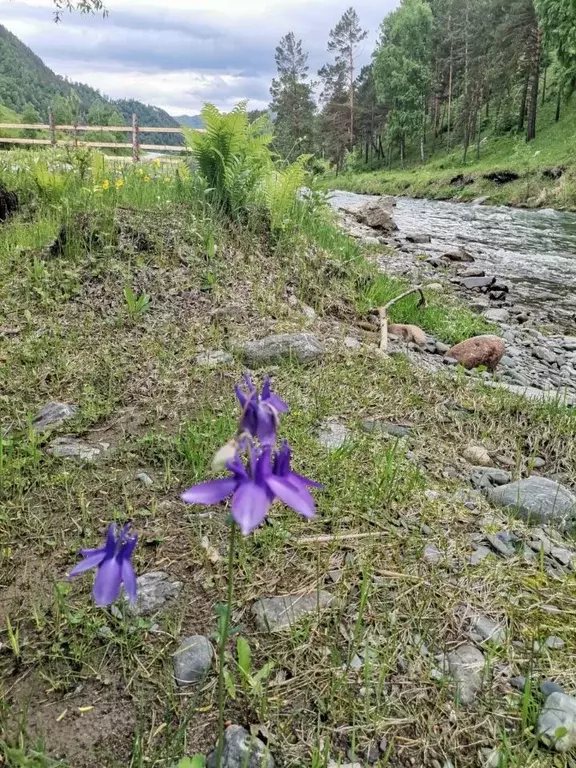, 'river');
328,191,576,318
